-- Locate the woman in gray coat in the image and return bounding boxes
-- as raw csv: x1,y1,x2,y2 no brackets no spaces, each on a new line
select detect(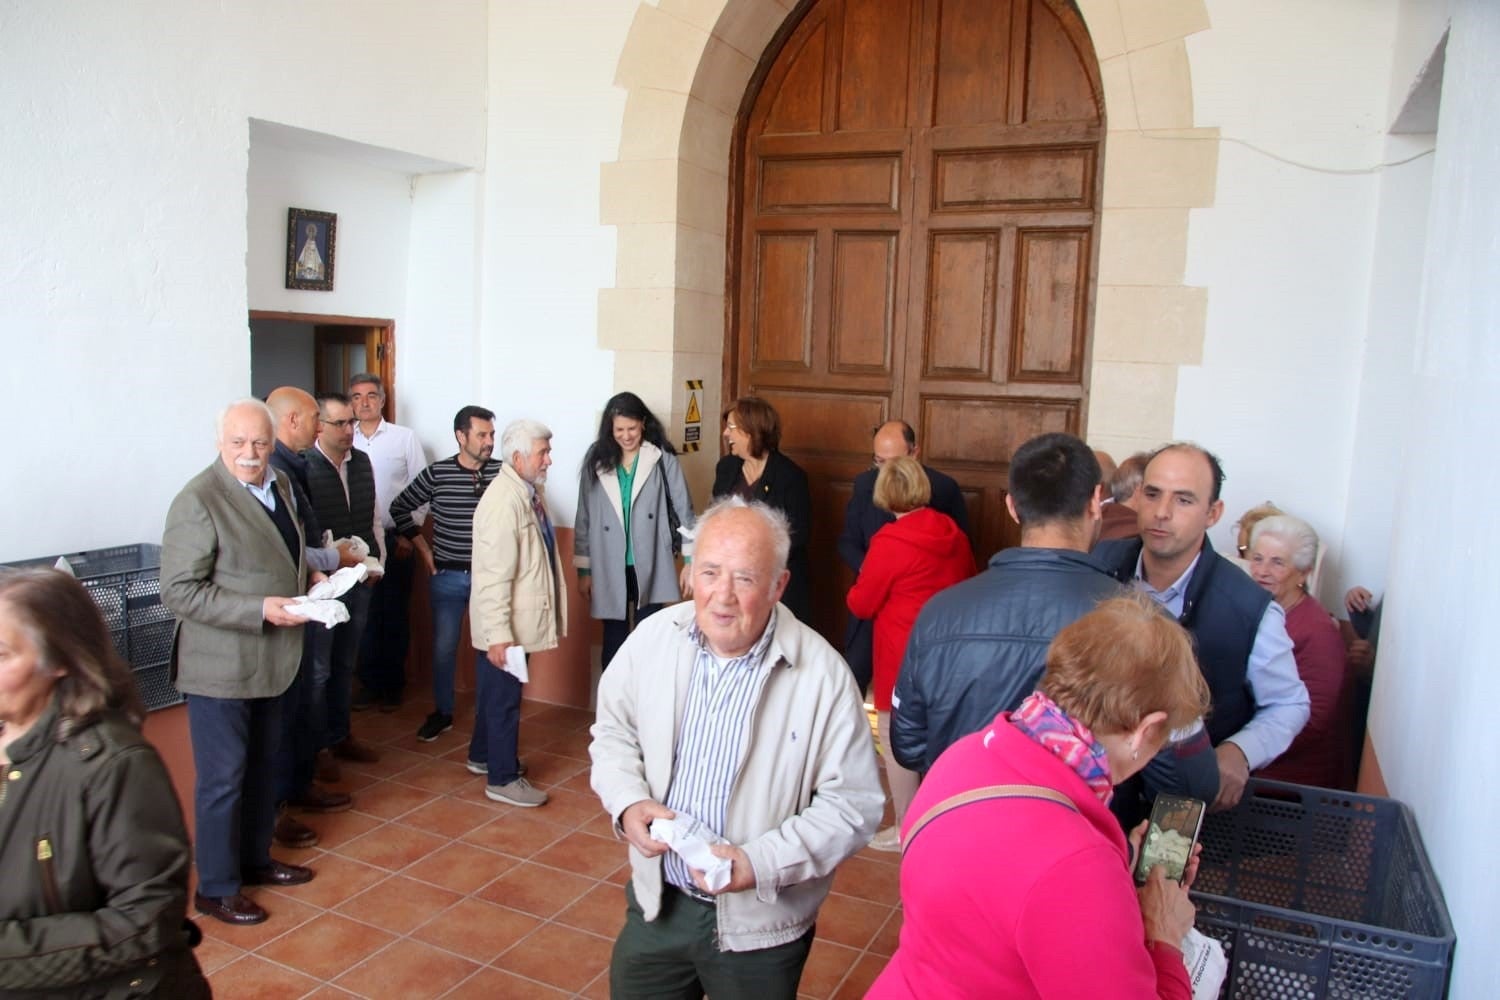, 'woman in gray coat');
575,392,697,668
